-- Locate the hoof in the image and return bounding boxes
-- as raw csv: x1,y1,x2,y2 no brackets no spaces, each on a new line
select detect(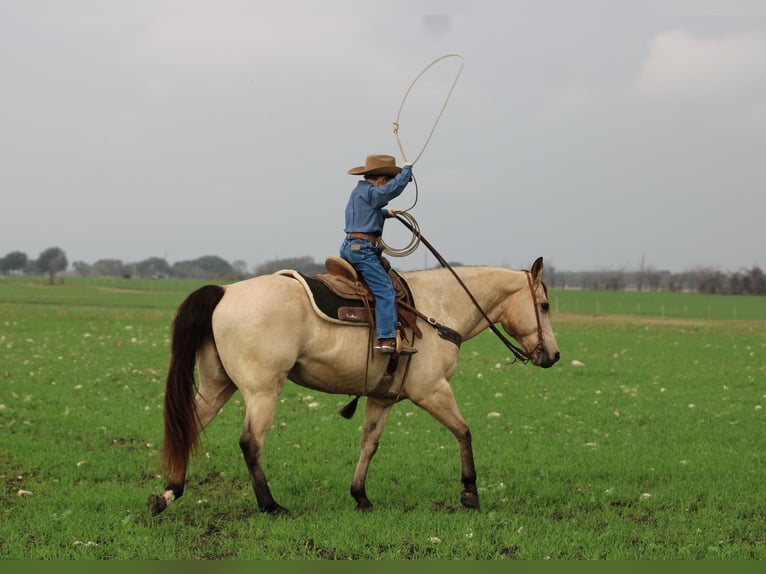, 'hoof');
147,494,167,516
263,503,292,517
354,502,373,512
460,490,480,510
